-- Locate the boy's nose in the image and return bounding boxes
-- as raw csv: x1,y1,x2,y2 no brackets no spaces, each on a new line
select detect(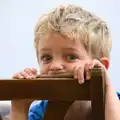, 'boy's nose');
50,61,64,72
